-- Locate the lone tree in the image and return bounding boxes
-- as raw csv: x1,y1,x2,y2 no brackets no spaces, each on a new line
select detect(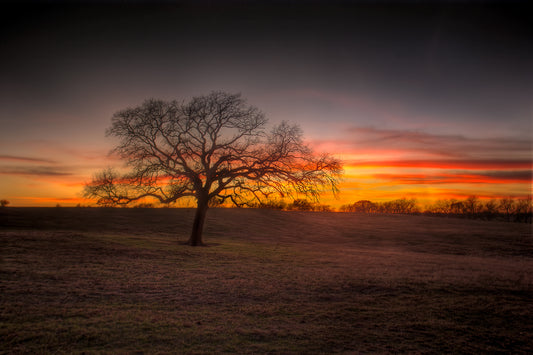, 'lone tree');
84,92,342,246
